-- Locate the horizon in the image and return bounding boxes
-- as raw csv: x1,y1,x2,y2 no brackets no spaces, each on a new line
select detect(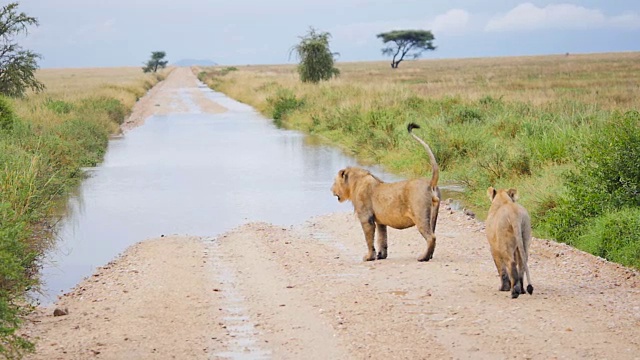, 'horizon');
36,50,639,70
